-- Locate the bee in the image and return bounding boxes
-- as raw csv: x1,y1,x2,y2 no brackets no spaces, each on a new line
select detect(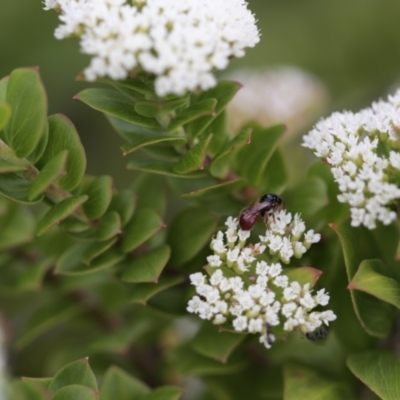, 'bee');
305,327,327,342
239,193,283,231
